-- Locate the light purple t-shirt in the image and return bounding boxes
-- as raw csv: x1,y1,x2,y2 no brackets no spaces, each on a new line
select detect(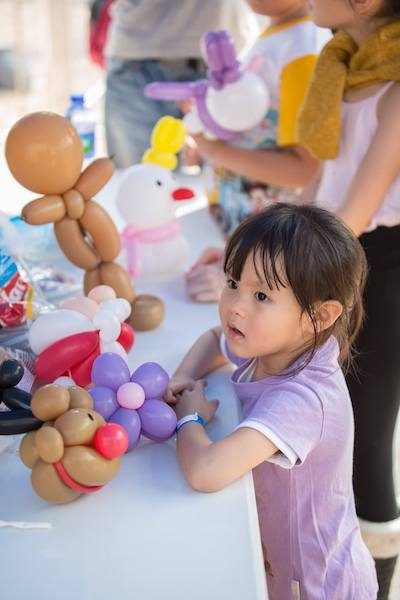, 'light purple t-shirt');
221,335,378,600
